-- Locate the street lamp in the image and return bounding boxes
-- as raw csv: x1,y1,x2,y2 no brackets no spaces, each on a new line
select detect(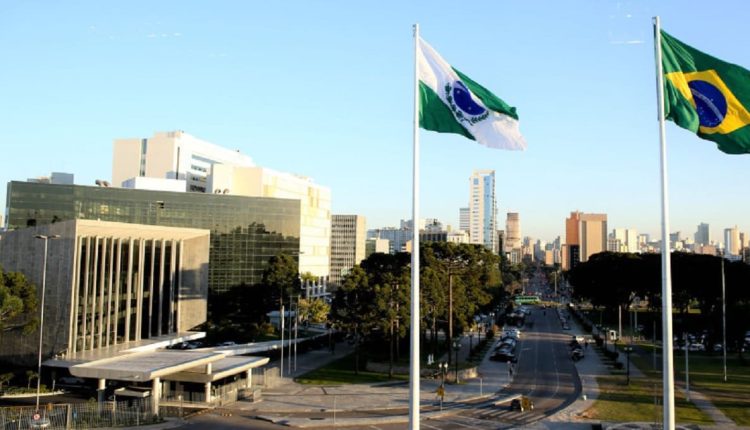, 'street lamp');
468,330,474,358
452,339,461,384
34,234,59,413
623,345,633,385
